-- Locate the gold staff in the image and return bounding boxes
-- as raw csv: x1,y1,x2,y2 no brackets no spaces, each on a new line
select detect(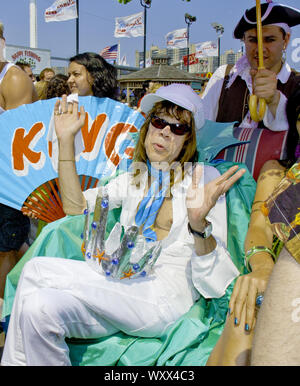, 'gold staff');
249,0,267,122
